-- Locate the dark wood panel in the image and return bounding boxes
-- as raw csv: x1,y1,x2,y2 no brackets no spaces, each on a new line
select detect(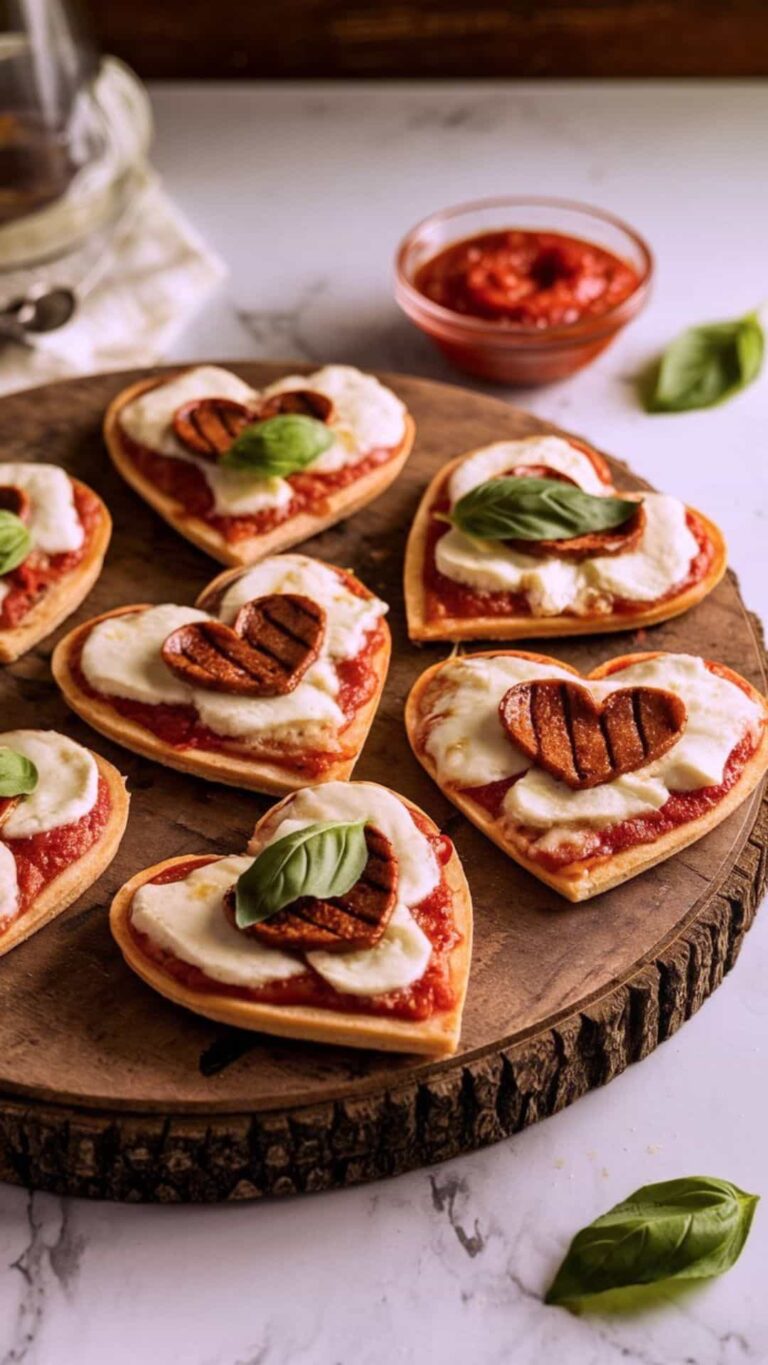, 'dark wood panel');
85,0,768,78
